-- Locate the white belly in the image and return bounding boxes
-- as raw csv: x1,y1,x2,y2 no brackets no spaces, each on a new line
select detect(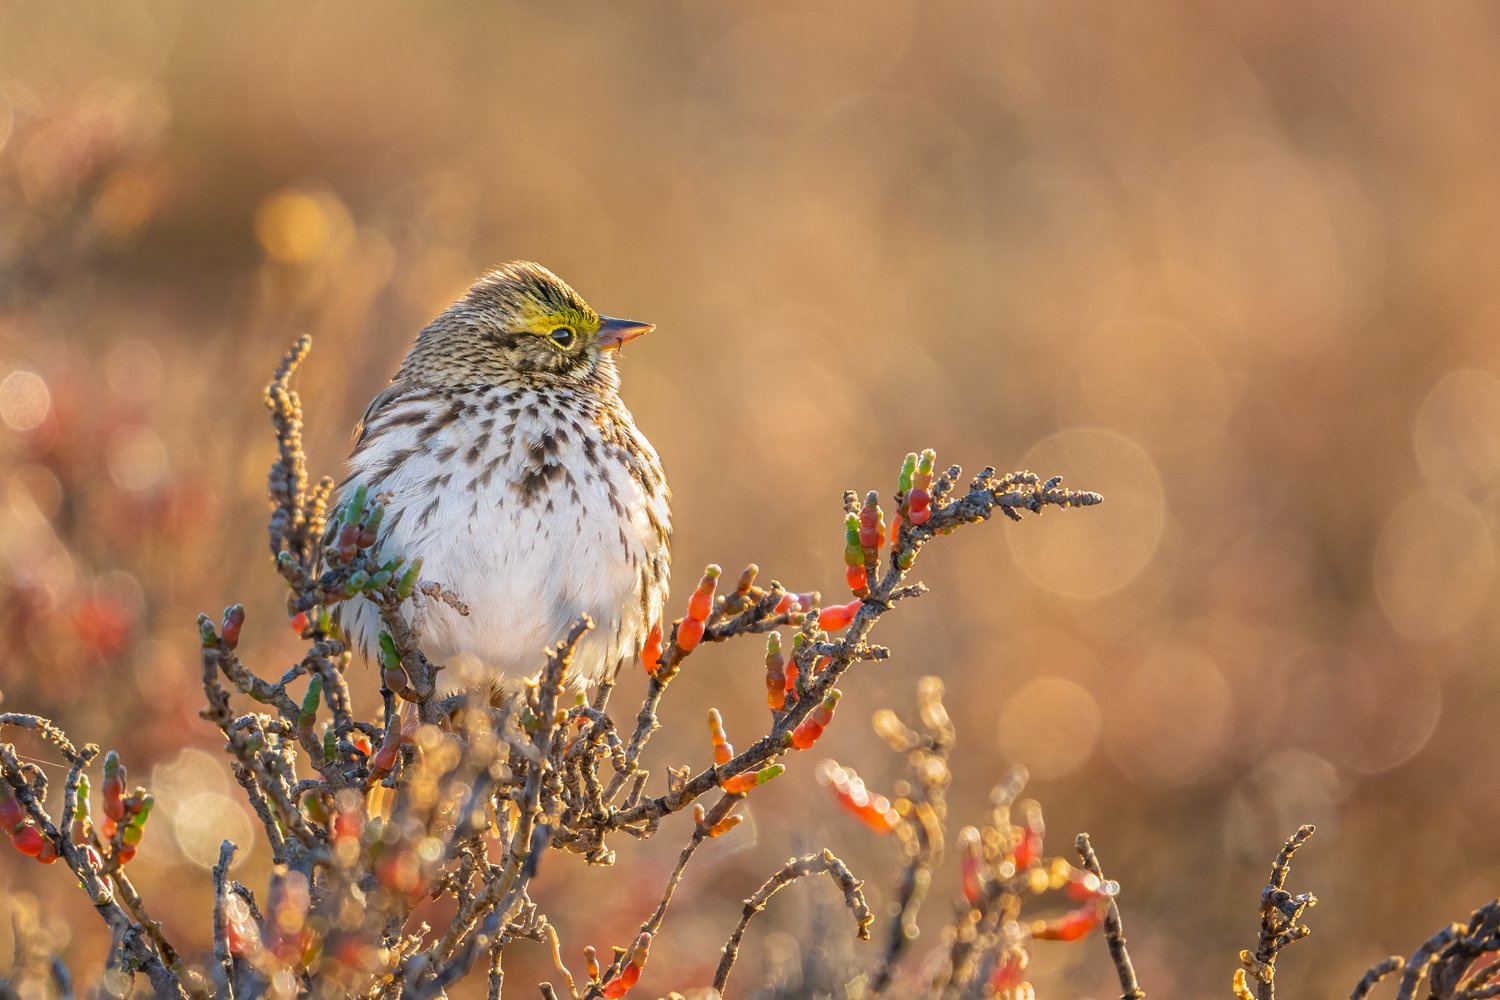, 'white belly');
336,384,670,693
